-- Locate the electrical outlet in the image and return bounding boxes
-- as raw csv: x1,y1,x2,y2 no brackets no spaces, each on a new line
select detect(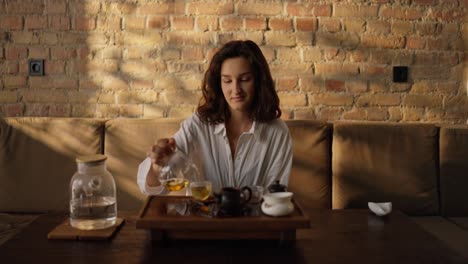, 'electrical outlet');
29,59,45,76
393,66,408,83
